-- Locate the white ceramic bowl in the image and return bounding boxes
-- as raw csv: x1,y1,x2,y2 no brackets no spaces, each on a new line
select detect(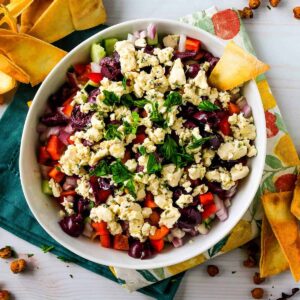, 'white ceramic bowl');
20,19,266,269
